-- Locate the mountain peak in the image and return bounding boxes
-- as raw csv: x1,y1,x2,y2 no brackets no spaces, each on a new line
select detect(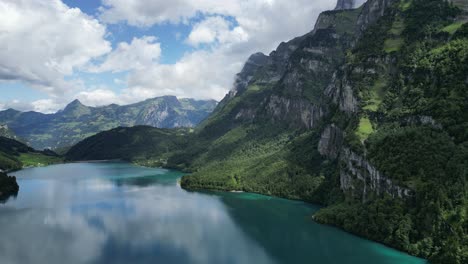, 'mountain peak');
67,99,84,107
62,99,90,116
